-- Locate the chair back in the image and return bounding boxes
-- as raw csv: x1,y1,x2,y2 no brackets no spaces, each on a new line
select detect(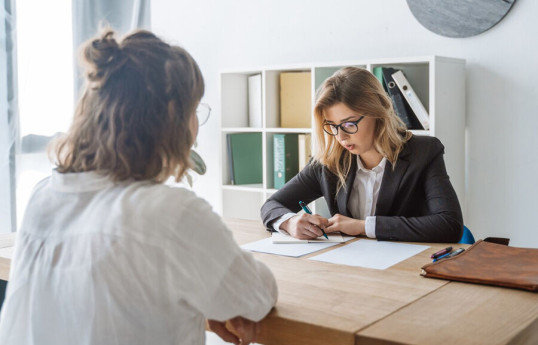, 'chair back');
459,225,475,244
